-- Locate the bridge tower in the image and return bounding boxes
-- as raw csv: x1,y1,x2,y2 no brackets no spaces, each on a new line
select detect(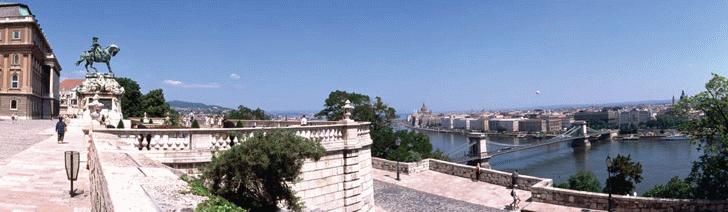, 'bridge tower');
467,133,491,168
571,120,591,148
